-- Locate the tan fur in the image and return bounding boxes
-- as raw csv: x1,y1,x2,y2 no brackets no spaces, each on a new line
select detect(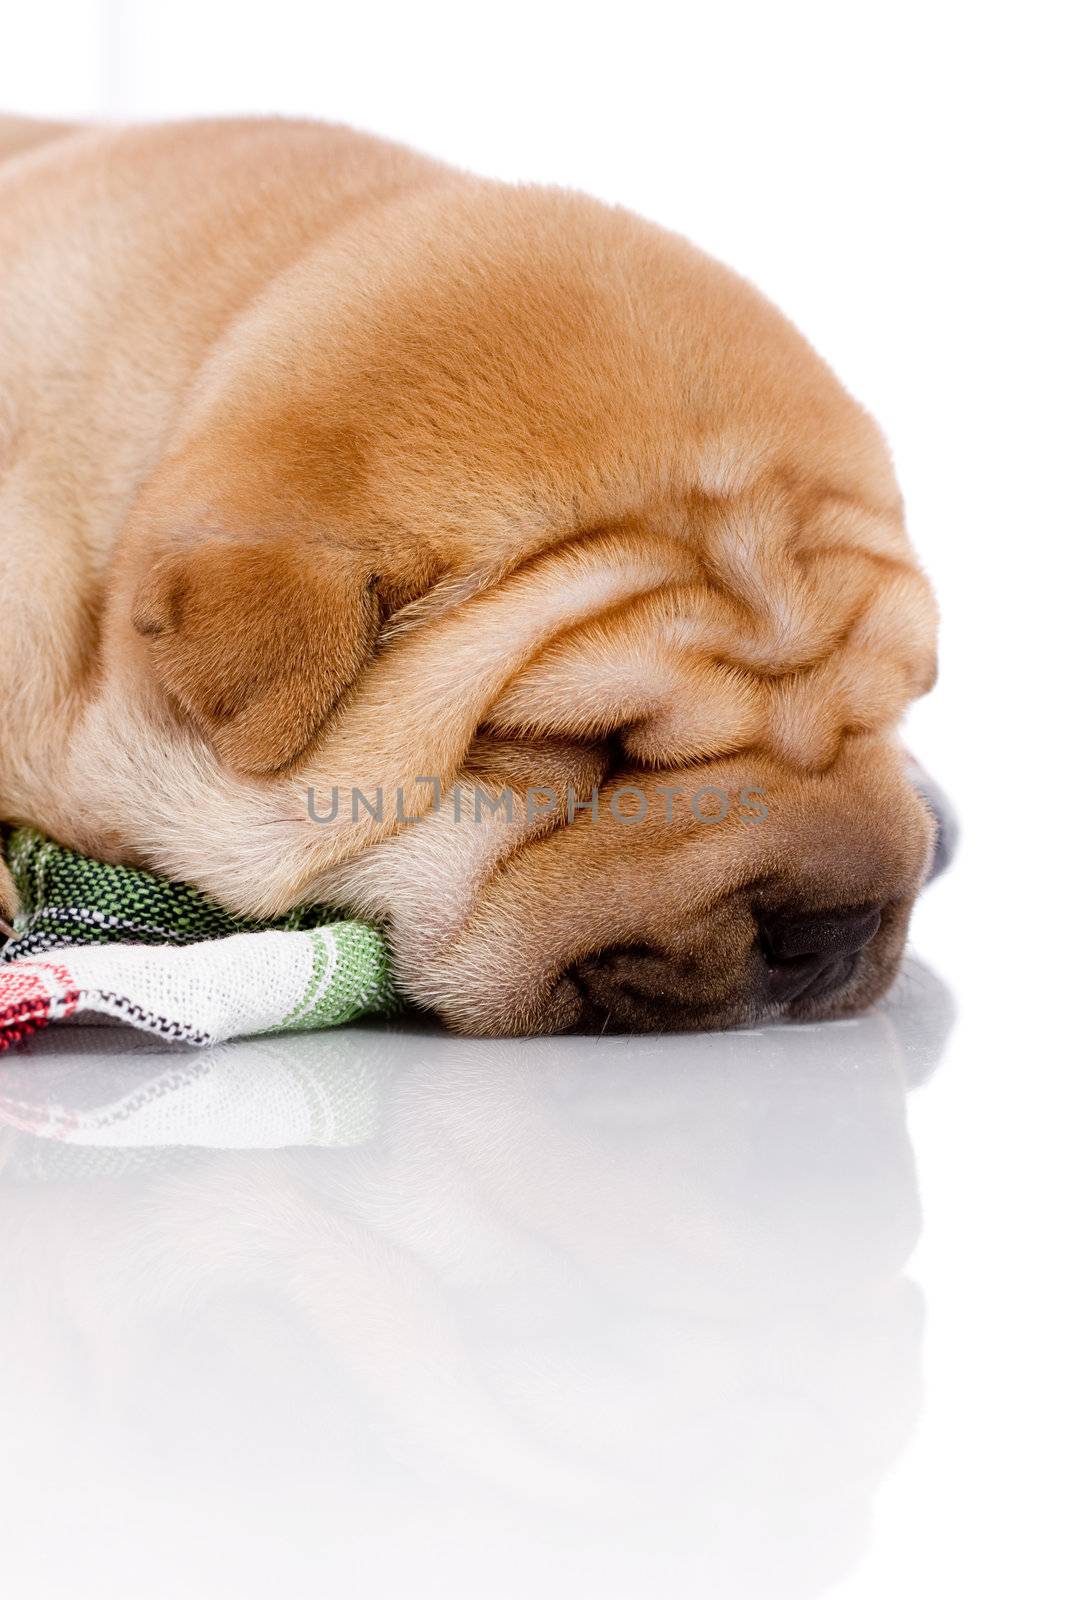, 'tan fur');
0,116,938,1034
